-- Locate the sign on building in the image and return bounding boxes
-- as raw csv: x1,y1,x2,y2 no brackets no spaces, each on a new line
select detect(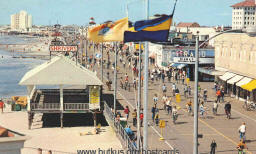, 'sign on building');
89,86,100,110
49,45,78,52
